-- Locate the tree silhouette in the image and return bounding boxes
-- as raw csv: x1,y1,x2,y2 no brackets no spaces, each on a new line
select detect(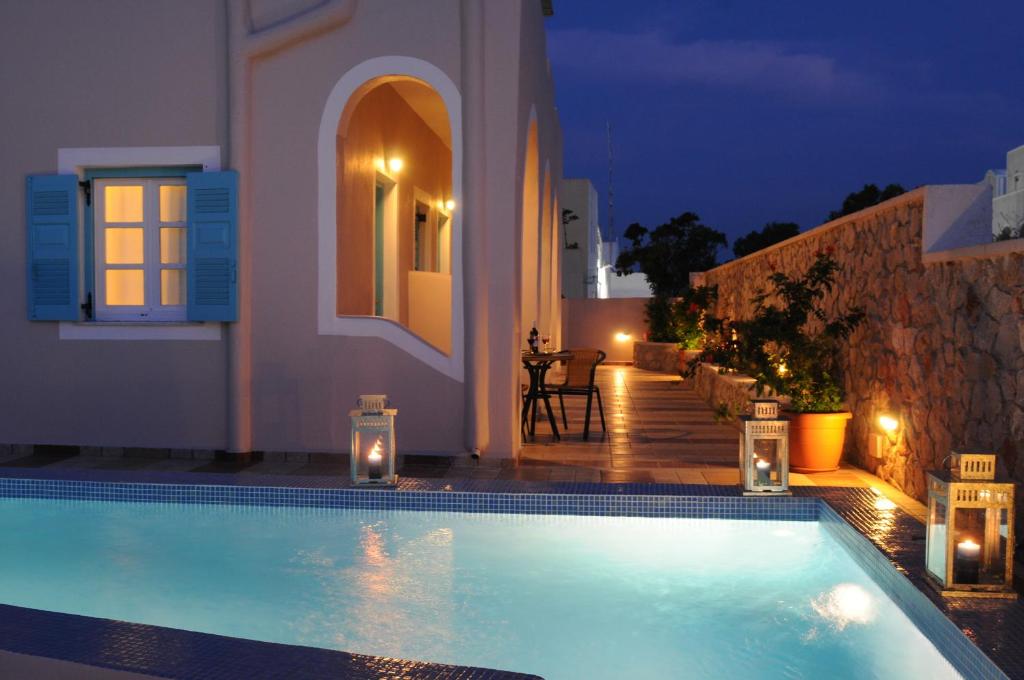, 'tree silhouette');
614,212,727,297
829,183,905,220
733,222,800,258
